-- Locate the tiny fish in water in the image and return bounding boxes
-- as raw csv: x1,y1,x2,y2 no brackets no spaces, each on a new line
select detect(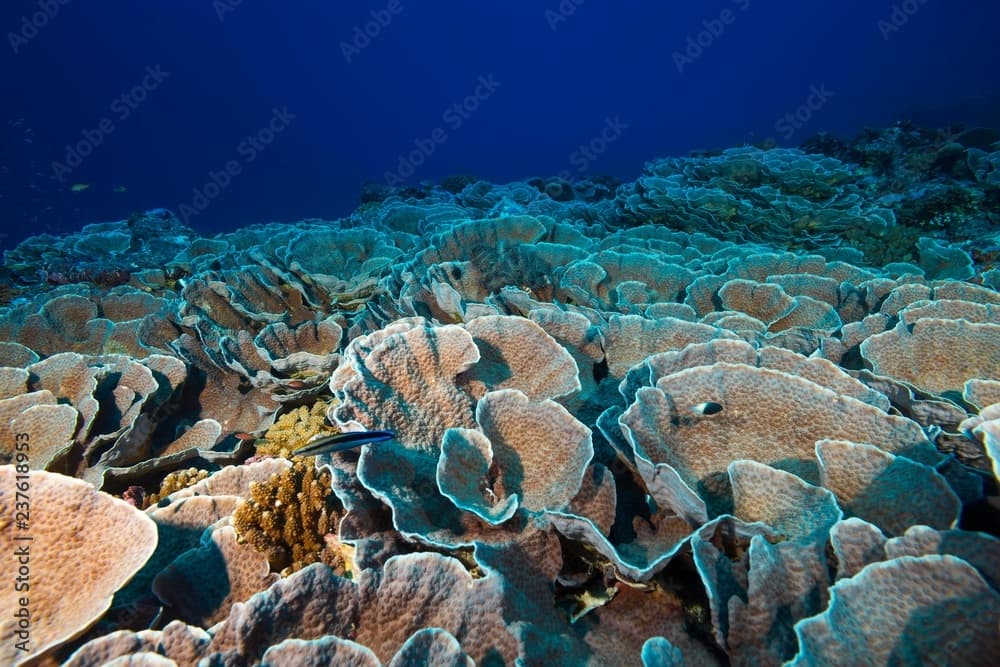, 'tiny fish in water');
293,429,396,457
70,183,90,192
691,401,723,416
